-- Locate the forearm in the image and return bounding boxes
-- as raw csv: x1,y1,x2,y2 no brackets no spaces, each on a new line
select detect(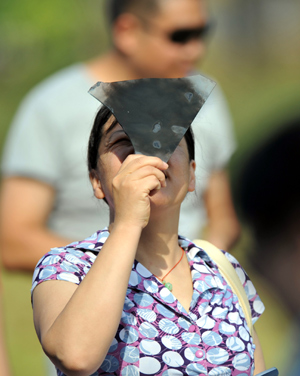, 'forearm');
205,215,240,251
0,225,72,272
253,328,266,375
203,170,241,251
0,177,71,272
38,223,142,376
